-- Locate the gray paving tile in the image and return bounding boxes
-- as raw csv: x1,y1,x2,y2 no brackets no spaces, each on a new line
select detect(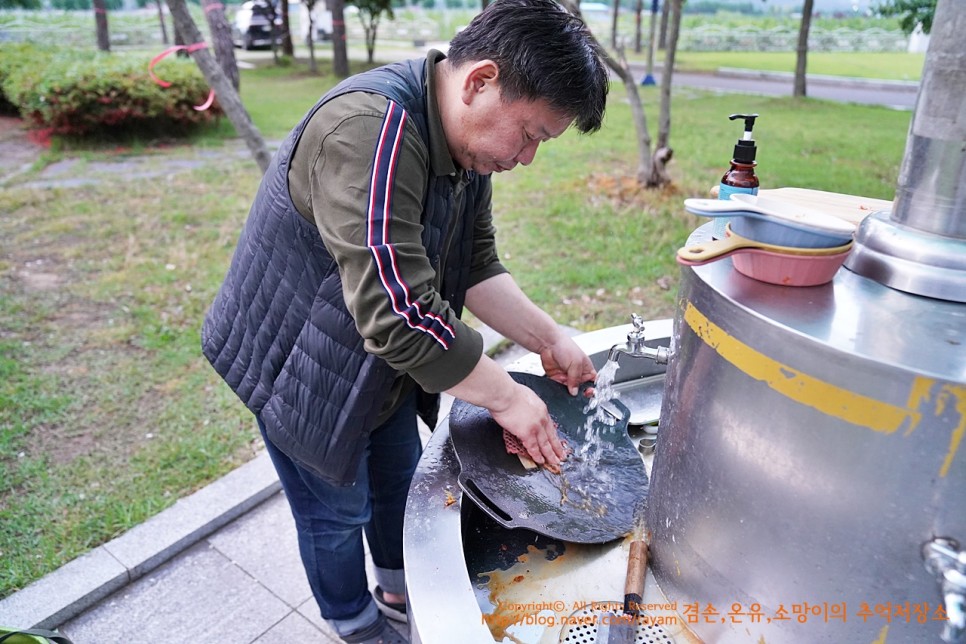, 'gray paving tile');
252,611,338,643
59,541,290,644
295,597,410,643
207,491,312,608
297,598,335,638
102,451,281,580
0,546,128,629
